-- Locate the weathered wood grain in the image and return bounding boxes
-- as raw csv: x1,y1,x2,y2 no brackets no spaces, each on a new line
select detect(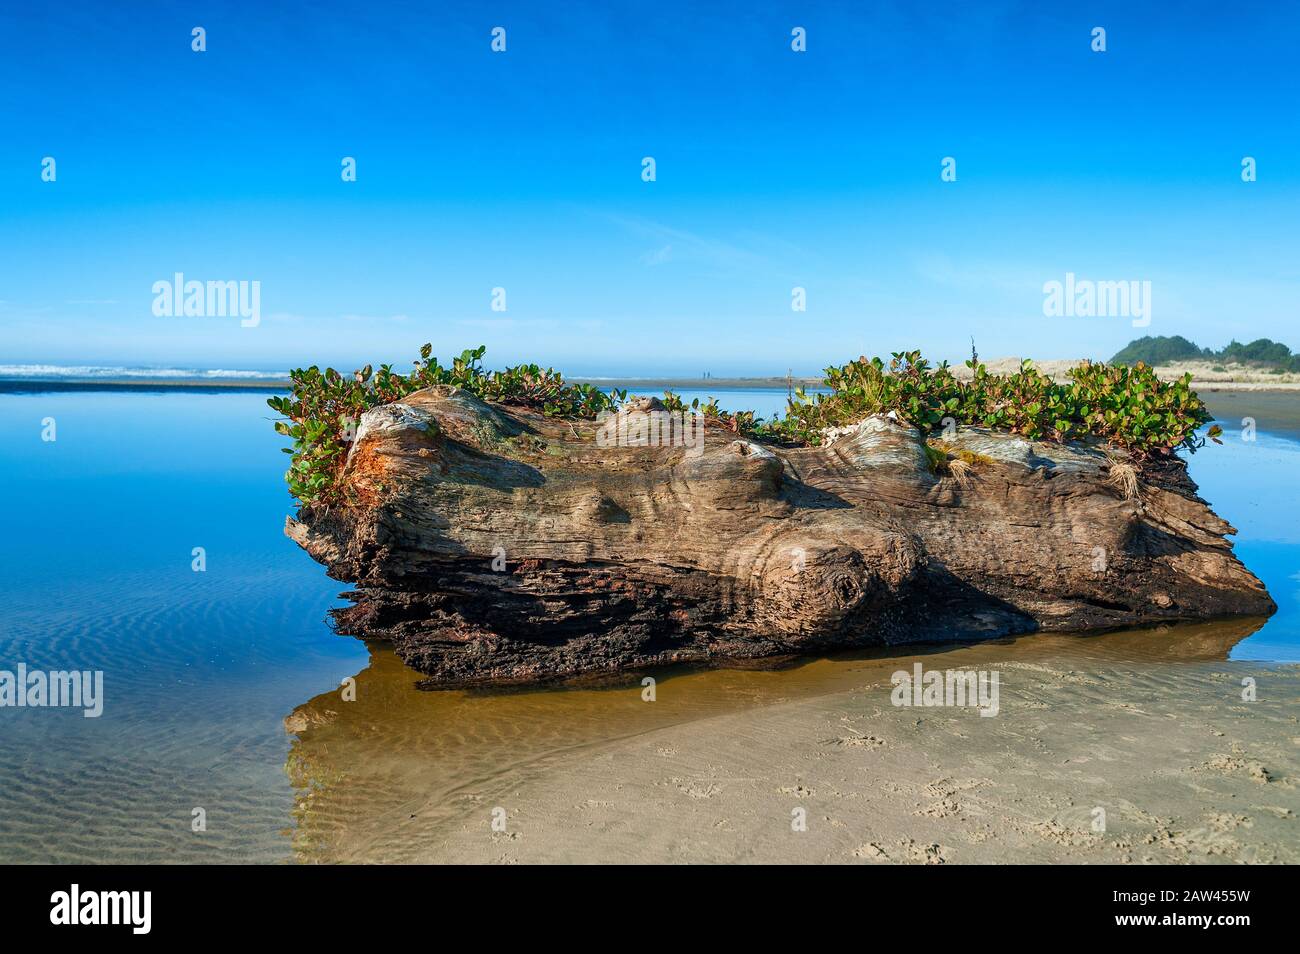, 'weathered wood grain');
285,386,1274,686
